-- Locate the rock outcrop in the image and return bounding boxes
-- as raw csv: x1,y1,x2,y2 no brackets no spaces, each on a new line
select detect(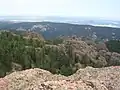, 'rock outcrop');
1,66,120,90
63,38,120,68
24,31,44,41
